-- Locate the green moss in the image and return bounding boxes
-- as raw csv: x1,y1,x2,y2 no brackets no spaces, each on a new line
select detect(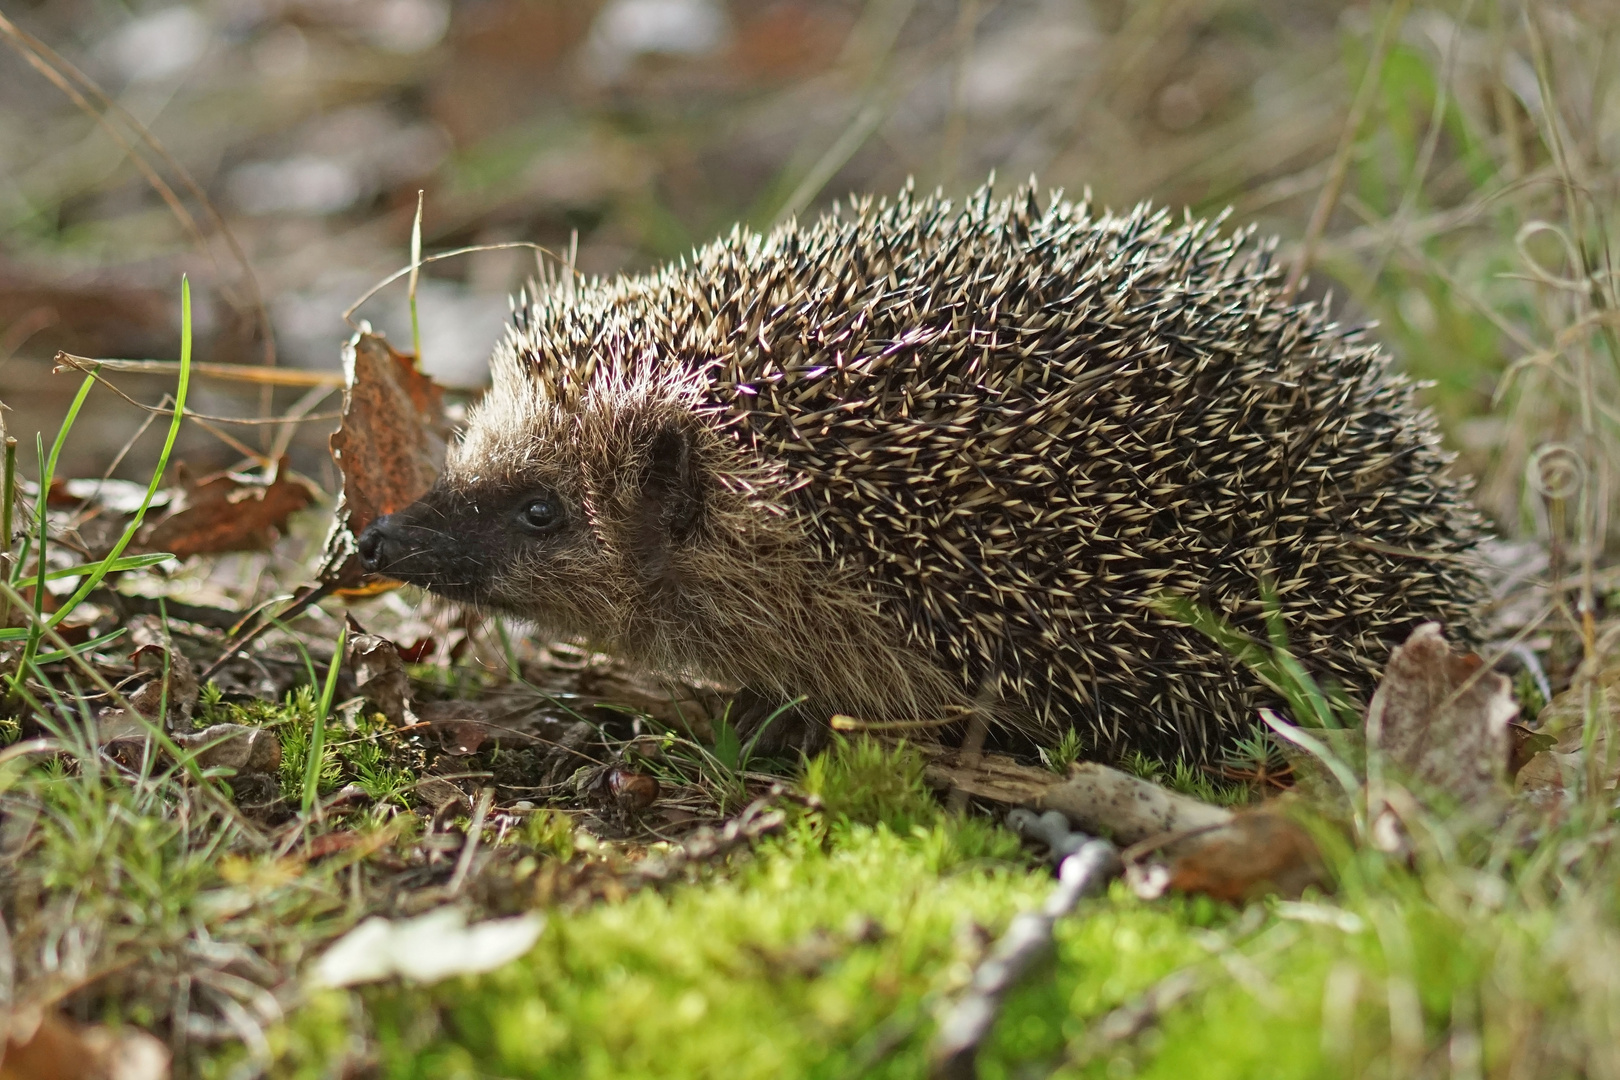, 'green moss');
799,736,937,834
274,815,1043,1079
522,808,577,861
